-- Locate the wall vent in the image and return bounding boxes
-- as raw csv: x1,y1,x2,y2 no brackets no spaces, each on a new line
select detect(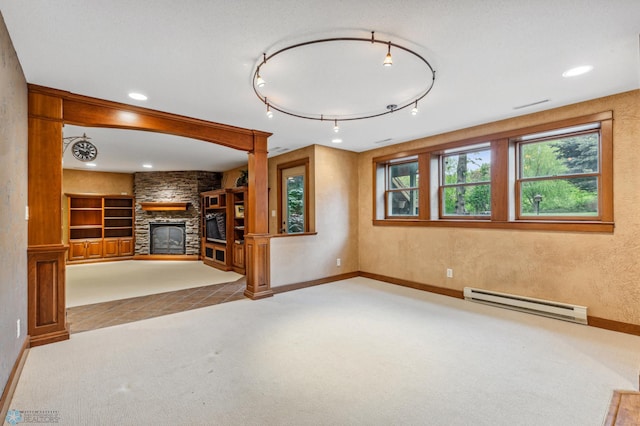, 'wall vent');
463,287,587,325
